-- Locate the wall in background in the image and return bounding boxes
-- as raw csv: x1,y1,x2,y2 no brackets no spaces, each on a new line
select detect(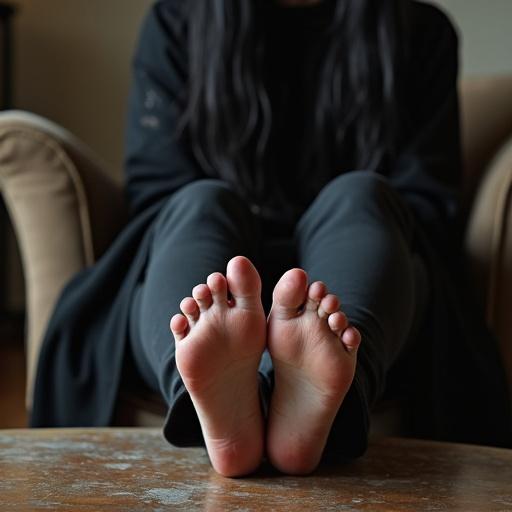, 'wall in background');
13,0,152,177
433,0,512,76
